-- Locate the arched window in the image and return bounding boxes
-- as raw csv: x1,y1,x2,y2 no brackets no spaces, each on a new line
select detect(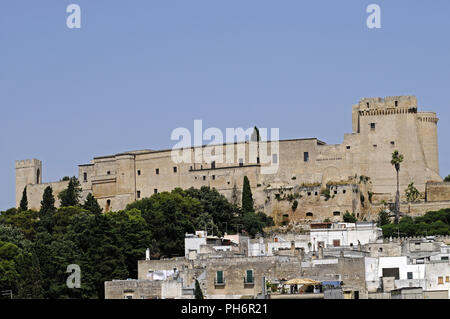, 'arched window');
106,199,111,212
